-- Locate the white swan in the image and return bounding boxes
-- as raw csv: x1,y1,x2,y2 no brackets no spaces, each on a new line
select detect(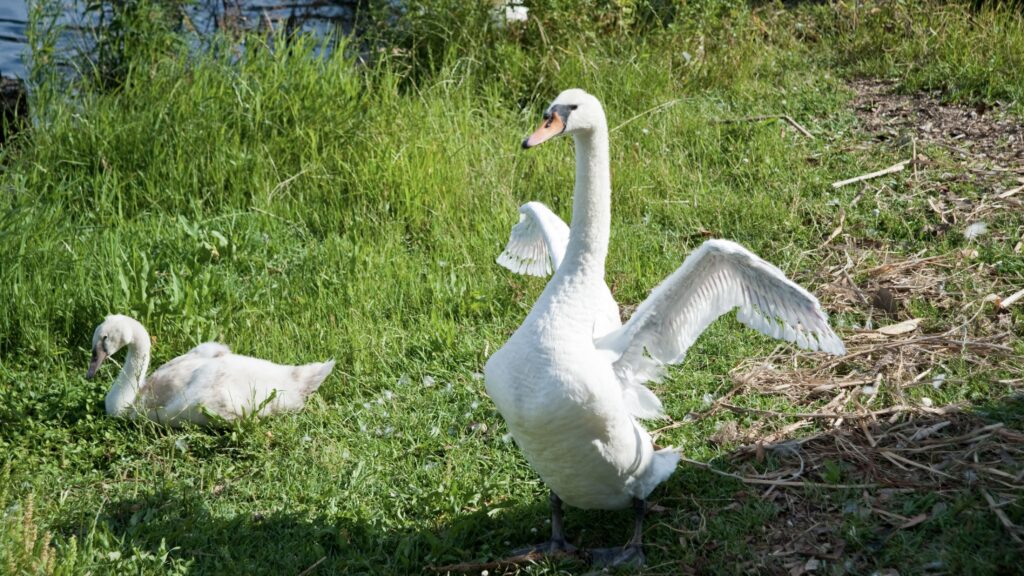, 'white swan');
485,89,845,566
86,314,334,427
